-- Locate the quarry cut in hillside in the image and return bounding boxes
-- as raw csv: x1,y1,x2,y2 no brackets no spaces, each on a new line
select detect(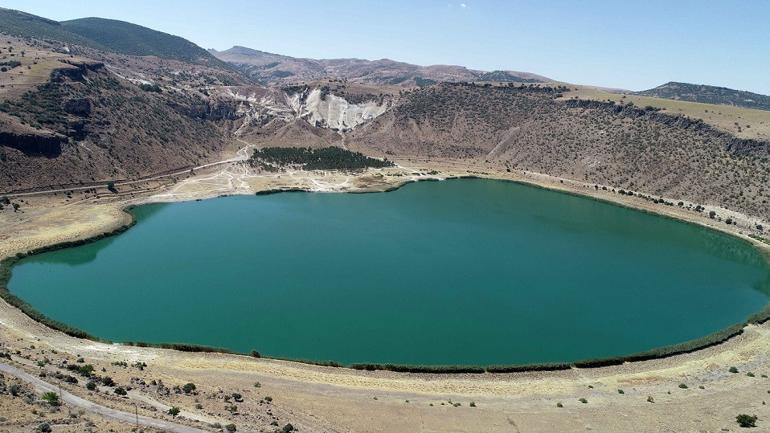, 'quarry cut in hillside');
288,87,390,131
